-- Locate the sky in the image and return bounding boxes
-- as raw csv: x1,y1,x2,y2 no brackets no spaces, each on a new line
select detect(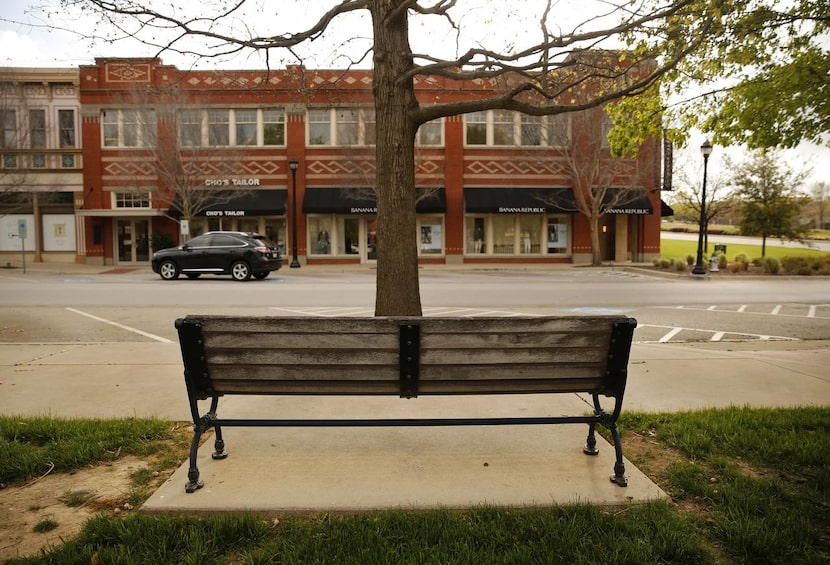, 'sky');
1,0,828,189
